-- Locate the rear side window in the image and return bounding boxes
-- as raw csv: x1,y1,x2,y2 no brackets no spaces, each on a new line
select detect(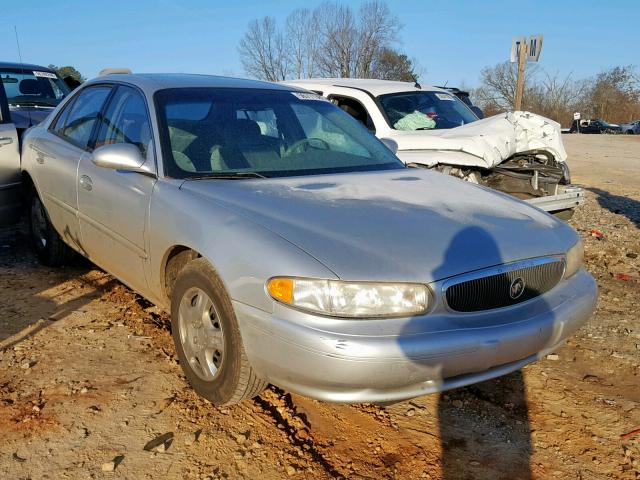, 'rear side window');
53,86,112,149
95,86,152,158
